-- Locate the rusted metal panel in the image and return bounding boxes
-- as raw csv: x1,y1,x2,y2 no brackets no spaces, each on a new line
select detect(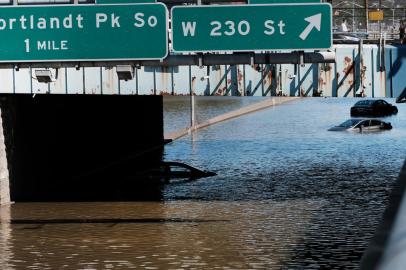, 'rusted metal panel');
171,66,191,95
49,68,67,94
119,78,138,95
189,66,208,96
262,65,277,97
137,67,155,95
236,65,245,96
297,64,318,97
66,68,84,94
243,64,266,96
225,65,234,96
366,46,384,97
84,67,102,95
209,65,227,96
280,64,297,96
318,62,335,97
153,67,173,96
100,67,118,95
0,44,400,97
335,46,356,97
225,65,235,96
376,44,387,97
358,45,375,97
